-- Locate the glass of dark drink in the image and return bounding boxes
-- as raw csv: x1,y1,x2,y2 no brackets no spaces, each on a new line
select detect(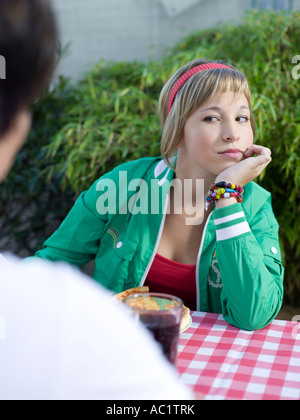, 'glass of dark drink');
124,293,183,365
